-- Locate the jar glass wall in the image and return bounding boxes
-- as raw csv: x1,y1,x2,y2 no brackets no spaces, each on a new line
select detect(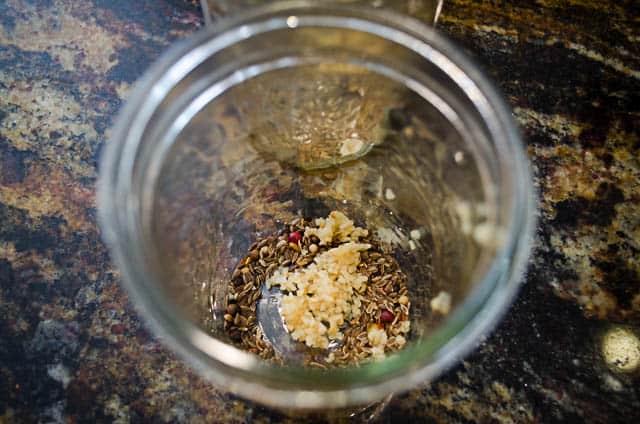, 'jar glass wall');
98,2,535,409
